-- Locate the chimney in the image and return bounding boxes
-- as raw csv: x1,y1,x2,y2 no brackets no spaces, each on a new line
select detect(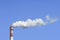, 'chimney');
10,26,14,40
